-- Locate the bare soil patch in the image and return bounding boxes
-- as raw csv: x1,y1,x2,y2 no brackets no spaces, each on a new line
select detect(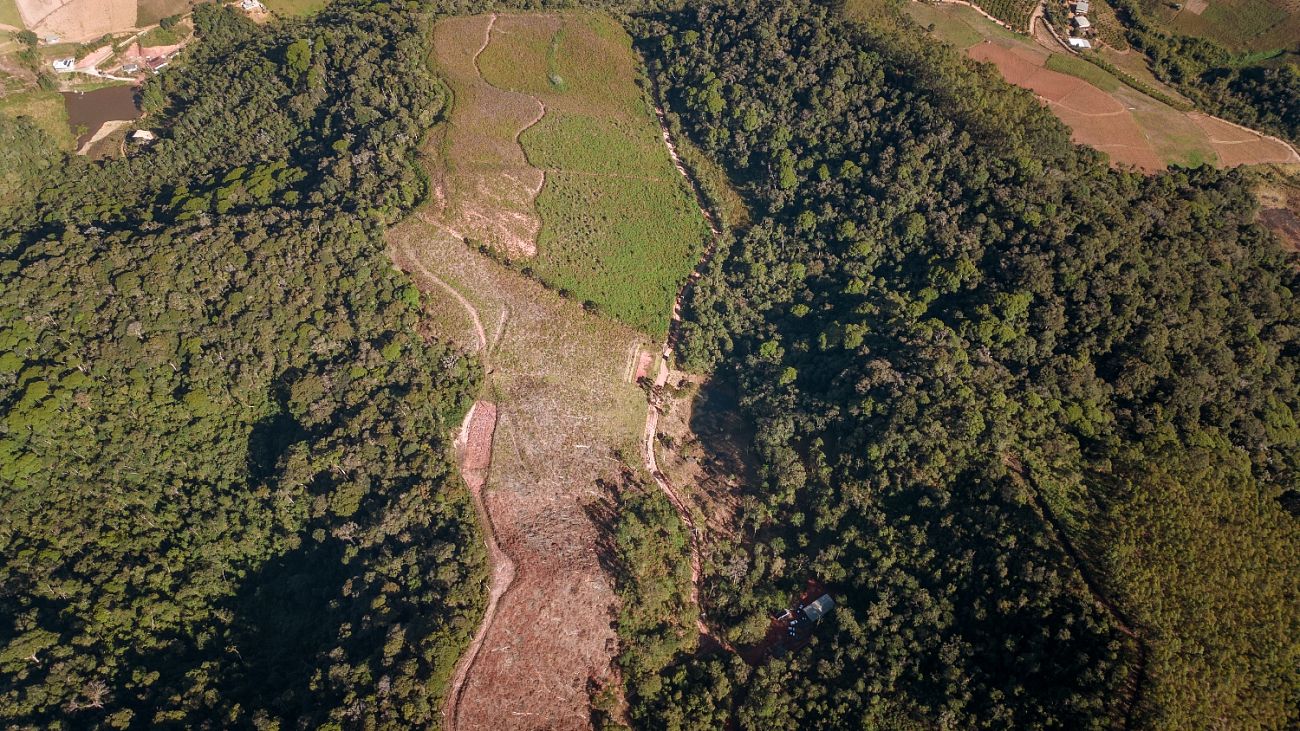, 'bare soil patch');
971,41,1164,171
388,222,650,730
17,0,135,42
